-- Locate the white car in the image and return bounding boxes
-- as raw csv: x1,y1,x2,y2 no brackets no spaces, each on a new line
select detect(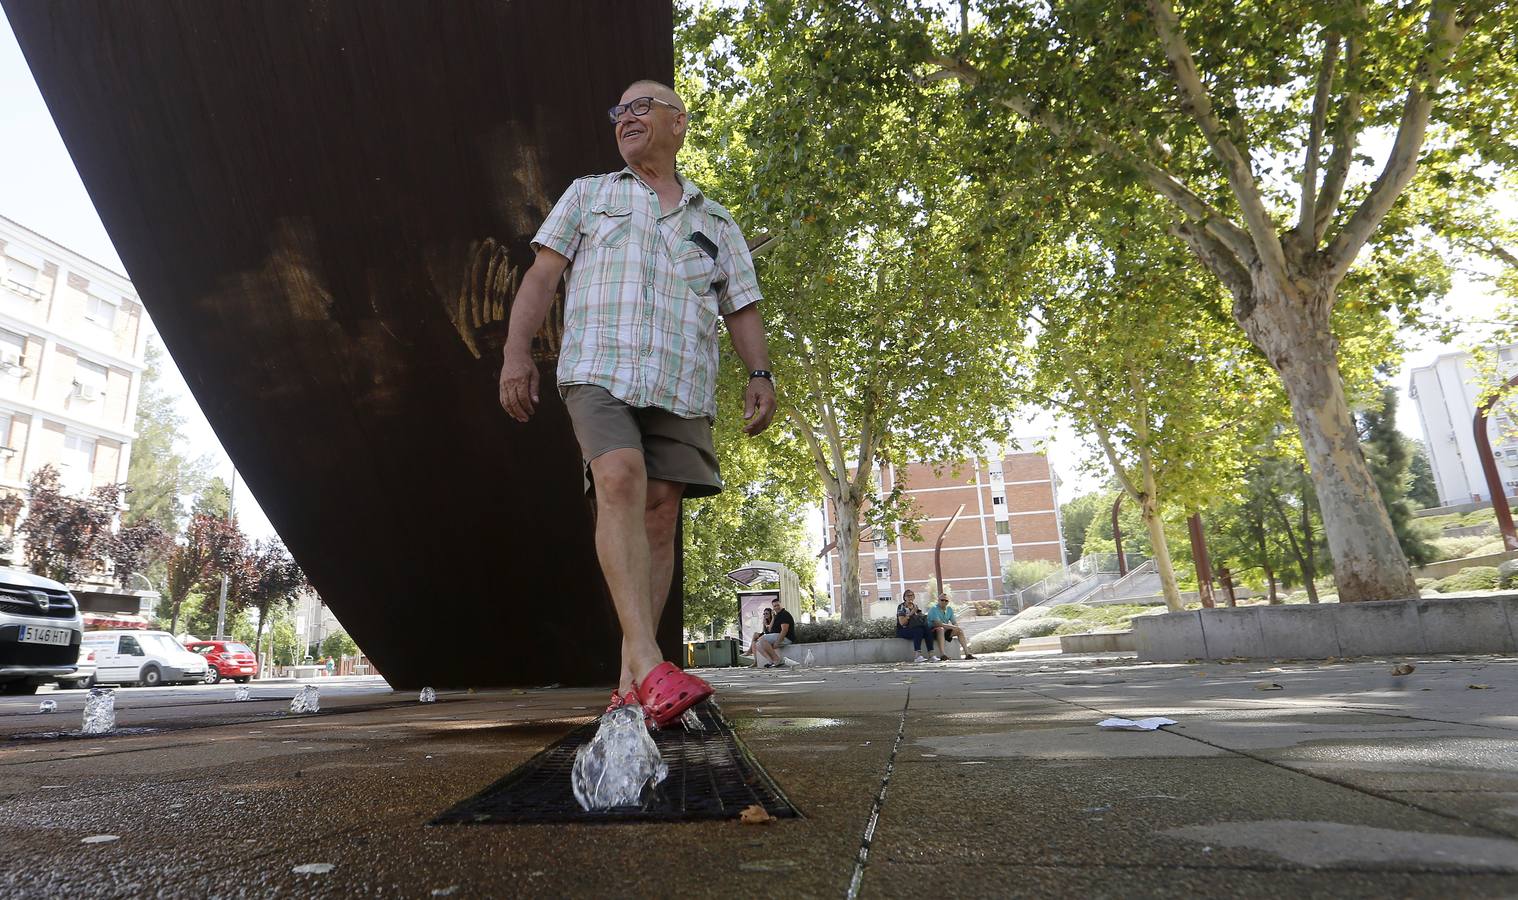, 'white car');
57,645,99,689
81,630,209,687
